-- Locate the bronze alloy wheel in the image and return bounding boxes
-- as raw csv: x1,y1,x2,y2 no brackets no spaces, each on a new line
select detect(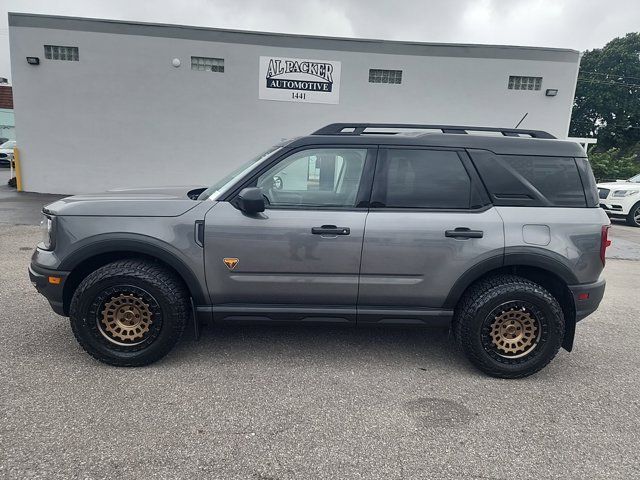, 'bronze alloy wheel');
457,276,562,378
486,302,541,359
98,292,153,346
70,260,187,366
